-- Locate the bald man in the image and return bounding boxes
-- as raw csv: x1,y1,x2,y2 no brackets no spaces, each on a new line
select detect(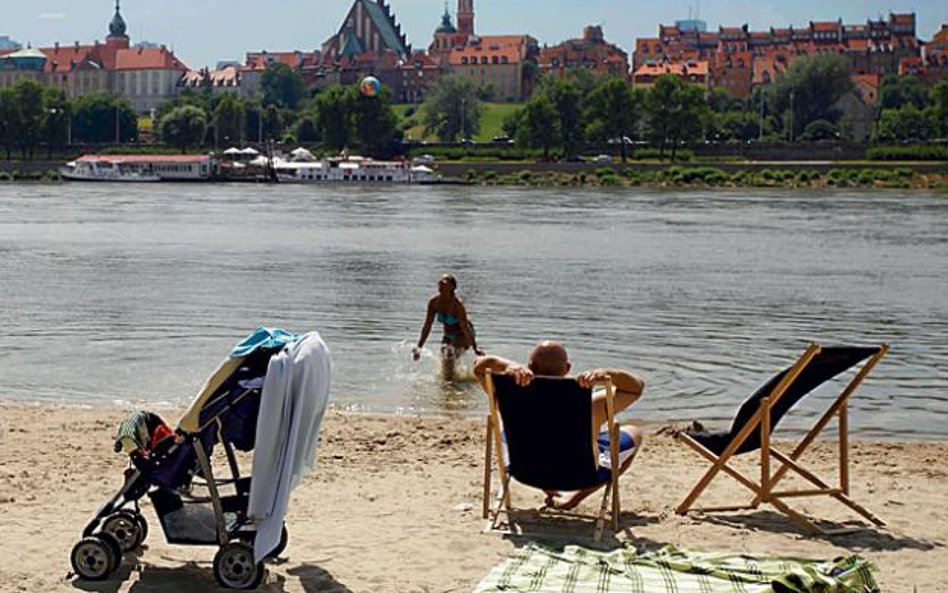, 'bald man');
474,341,645,510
